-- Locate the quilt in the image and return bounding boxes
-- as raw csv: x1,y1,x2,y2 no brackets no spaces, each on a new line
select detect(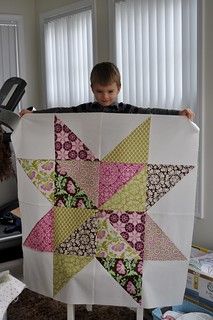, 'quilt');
11,113,199,308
